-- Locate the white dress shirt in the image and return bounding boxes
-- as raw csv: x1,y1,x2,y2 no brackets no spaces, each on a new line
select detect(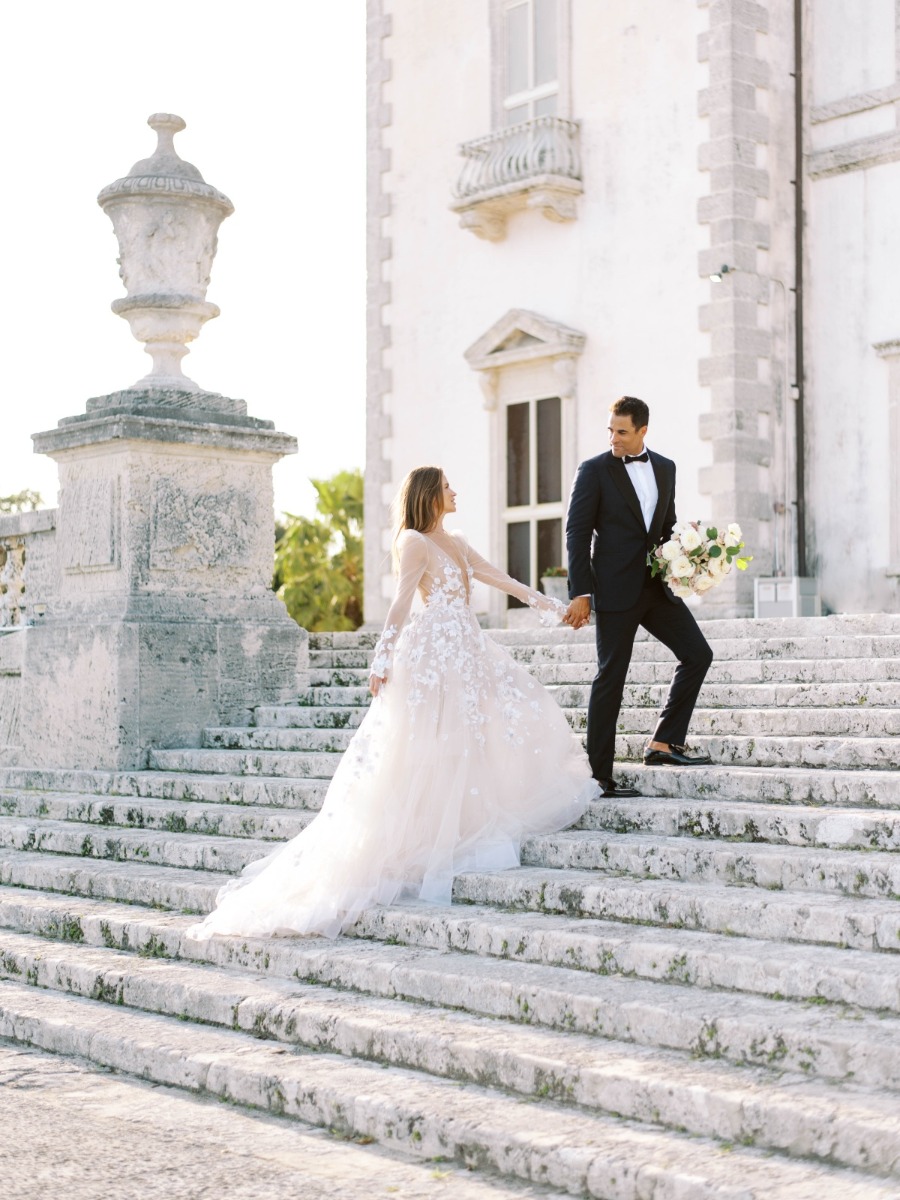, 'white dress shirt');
625,447,658,531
